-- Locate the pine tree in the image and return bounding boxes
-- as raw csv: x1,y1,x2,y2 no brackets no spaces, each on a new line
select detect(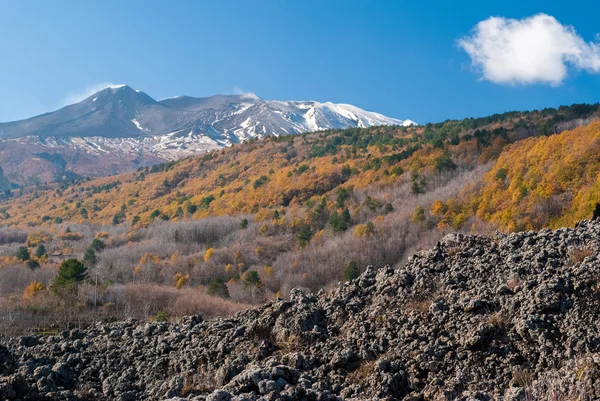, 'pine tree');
243,271,263,289
328,211,341,232
90,238,106,251
83,248,97,268
207,277,229,298
297,223,313,248
35,244,46,258
51,259,87,293
342,208,352,226
344,261,360,281
16,246,30,261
